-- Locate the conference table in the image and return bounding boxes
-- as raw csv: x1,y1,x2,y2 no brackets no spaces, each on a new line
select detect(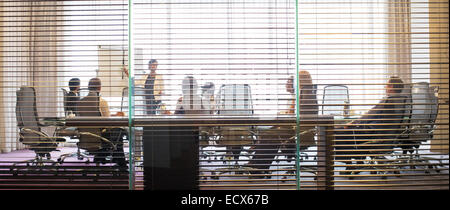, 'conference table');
66,114,335,190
